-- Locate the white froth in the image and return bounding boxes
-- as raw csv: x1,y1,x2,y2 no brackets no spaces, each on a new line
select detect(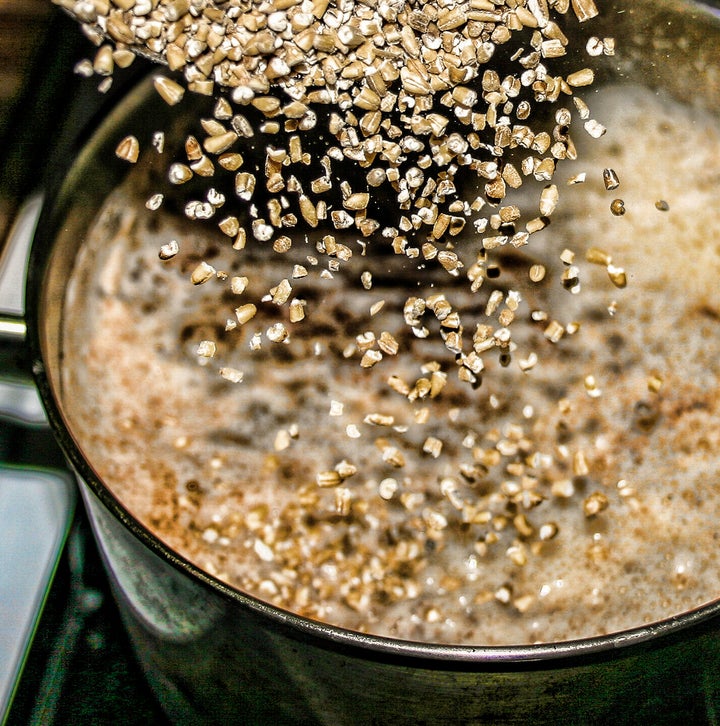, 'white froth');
61,85,720,644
